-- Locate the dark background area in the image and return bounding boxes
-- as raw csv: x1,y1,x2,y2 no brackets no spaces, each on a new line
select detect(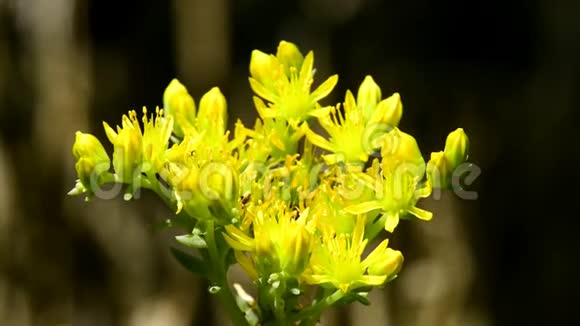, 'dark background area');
0,0,578,325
